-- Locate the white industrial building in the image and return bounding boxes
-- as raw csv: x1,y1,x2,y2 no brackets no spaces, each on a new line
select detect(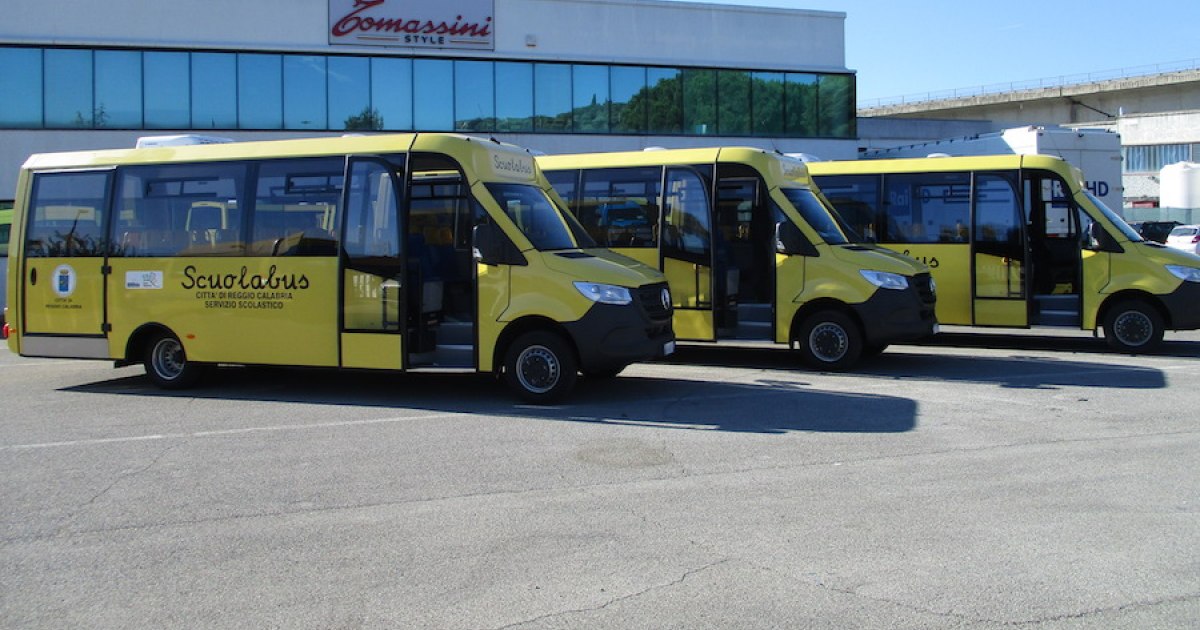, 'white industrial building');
0,0,860,201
